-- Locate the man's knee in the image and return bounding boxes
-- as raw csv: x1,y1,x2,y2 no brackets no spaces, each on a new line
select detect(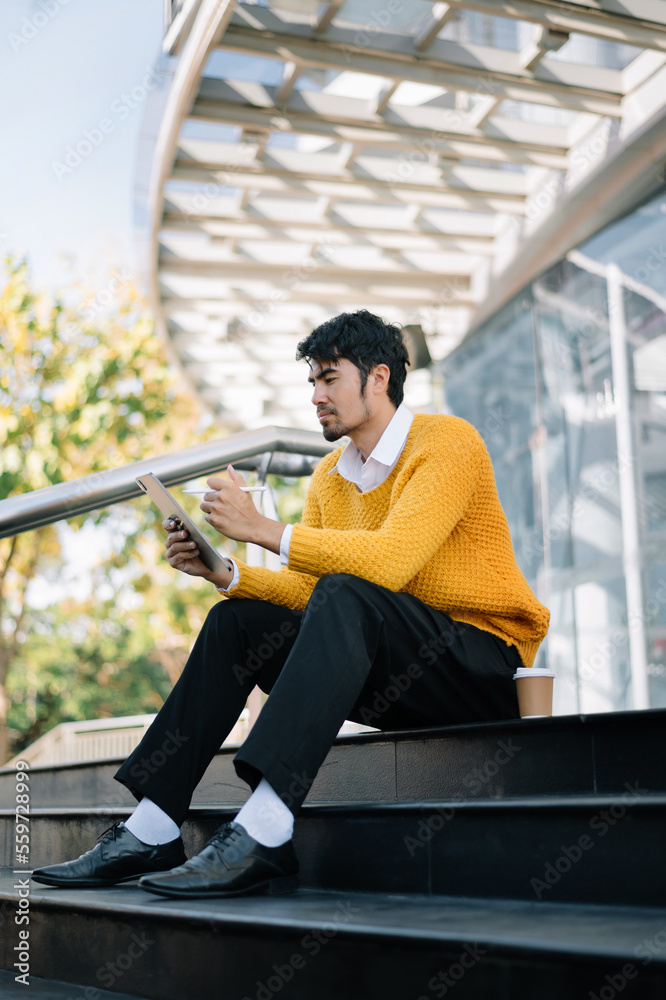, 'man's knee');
307,573,376,610
205,598,233,626
204,597,272,630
